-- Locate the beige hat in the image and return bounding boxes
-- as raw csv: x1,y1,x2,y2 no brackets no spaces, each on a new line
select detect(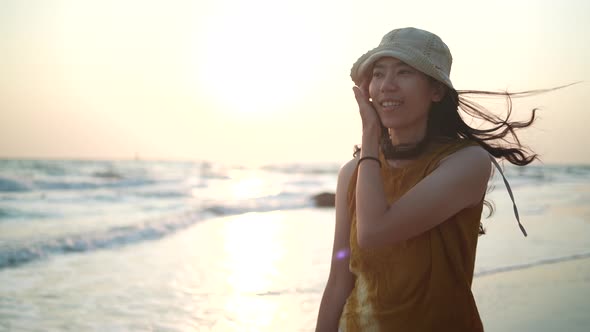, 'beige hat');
350,27,454,89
